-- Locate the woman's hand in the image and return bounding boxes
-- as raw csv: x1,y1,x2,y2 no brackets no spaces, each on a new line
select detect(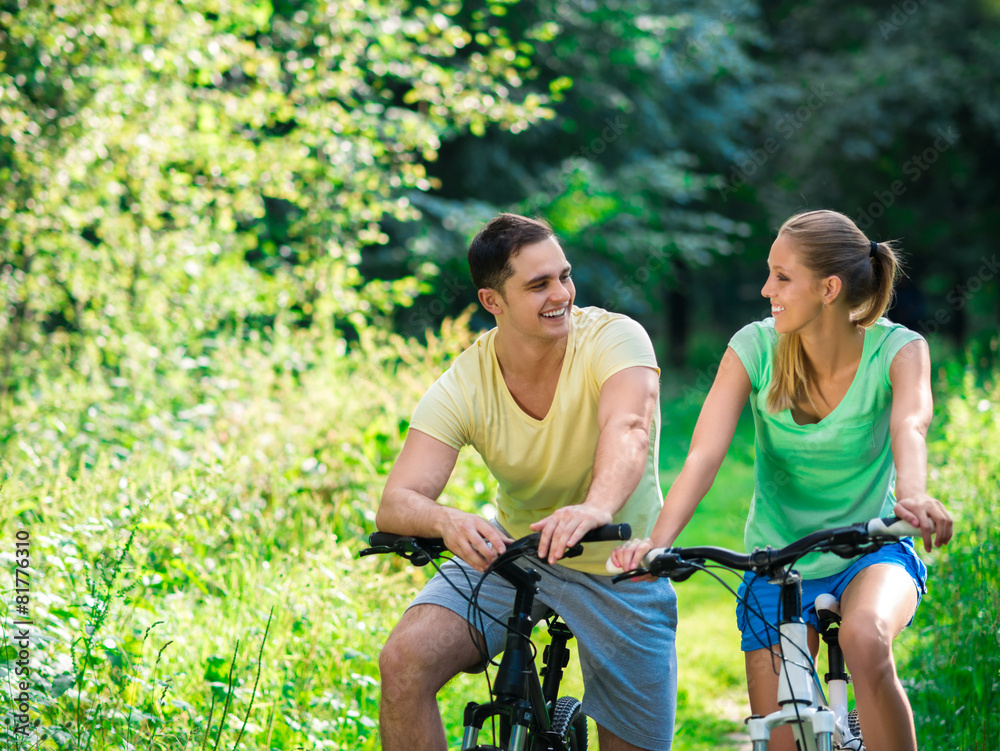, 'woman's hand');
893,494,953,552
607,537,659,581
